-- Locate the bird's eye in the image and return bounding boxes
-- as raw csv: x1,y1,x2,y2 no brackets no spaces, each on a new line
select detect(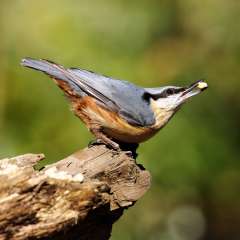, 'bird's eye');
165,88,175,96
